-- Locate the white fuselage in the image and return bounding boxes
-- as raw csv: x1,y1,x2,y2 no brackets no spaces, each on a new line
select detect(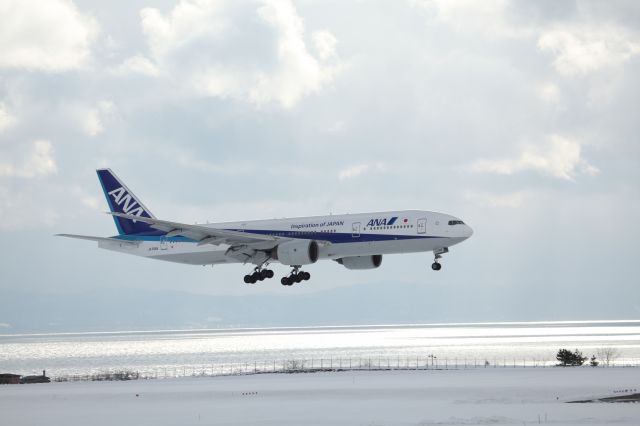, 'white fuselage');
99,210,473,266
